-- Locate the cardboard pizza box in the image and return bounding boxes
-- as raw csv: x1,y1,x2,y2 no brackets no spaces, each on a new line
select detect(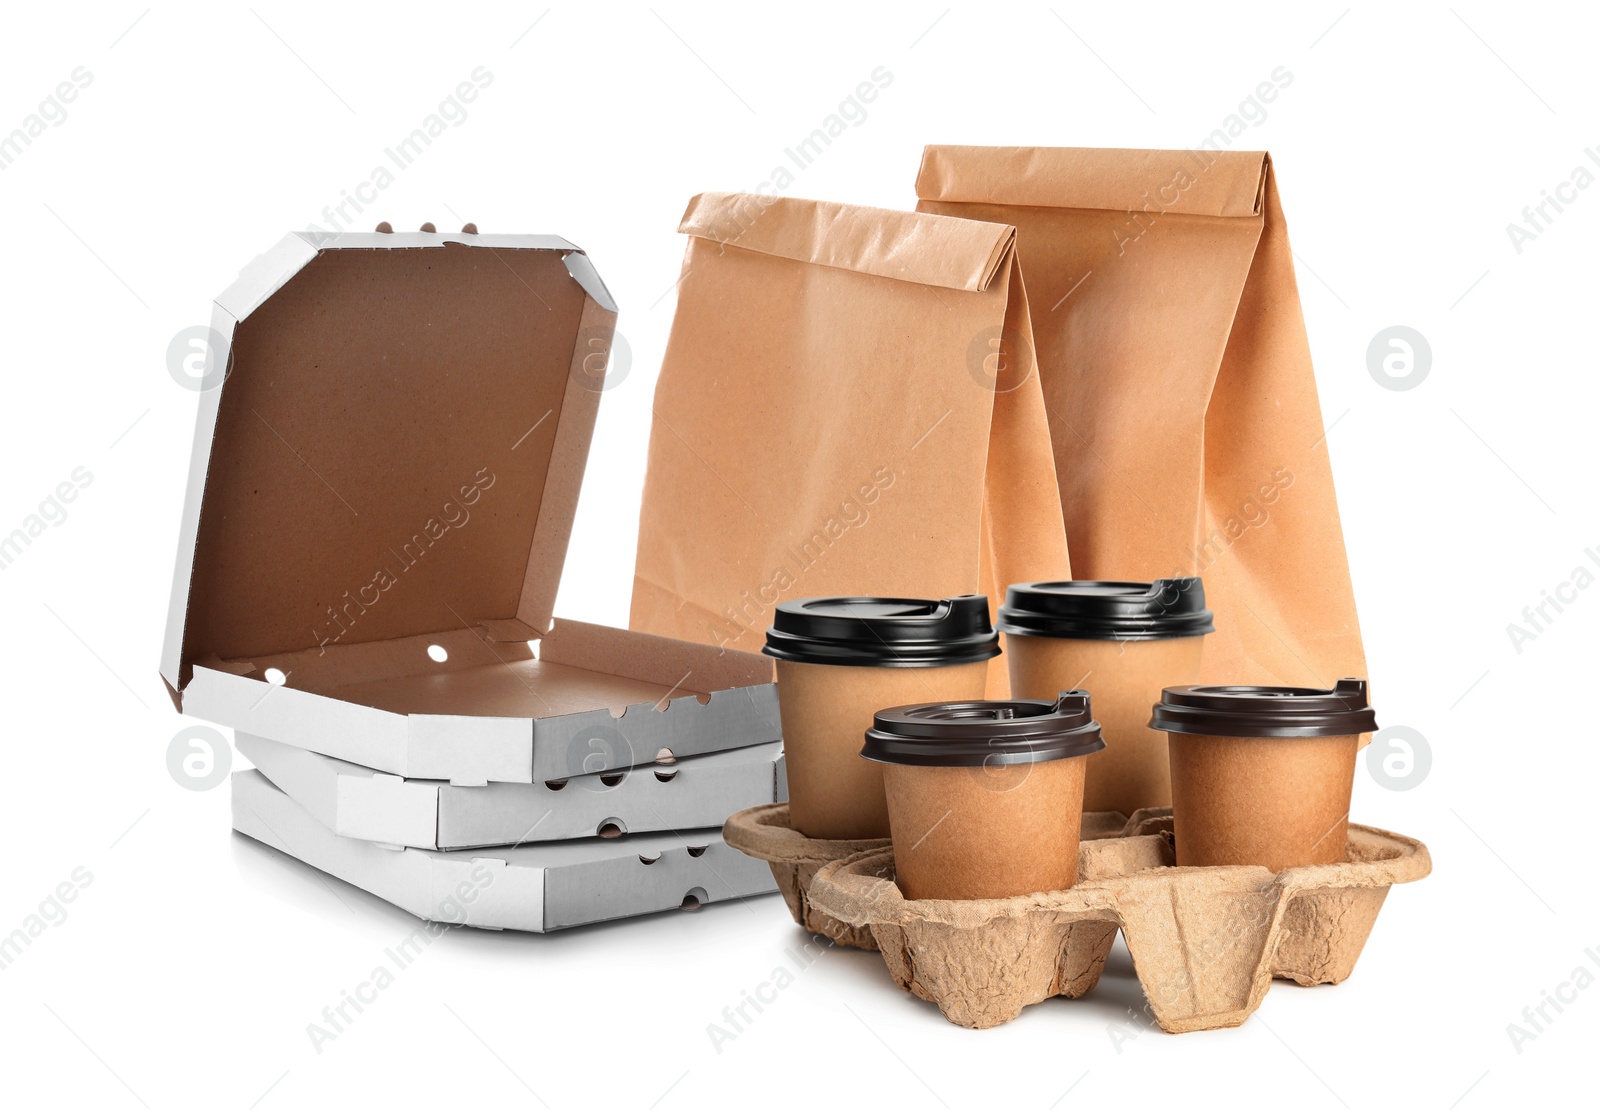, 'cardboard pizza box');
161,230,779,785
236,731,786,849
232,768,776,932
